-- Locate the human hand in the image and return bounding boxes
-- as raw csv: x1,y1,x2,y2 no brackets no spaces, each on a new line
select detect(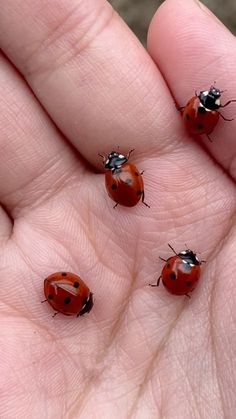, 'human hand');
0,0,236,417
